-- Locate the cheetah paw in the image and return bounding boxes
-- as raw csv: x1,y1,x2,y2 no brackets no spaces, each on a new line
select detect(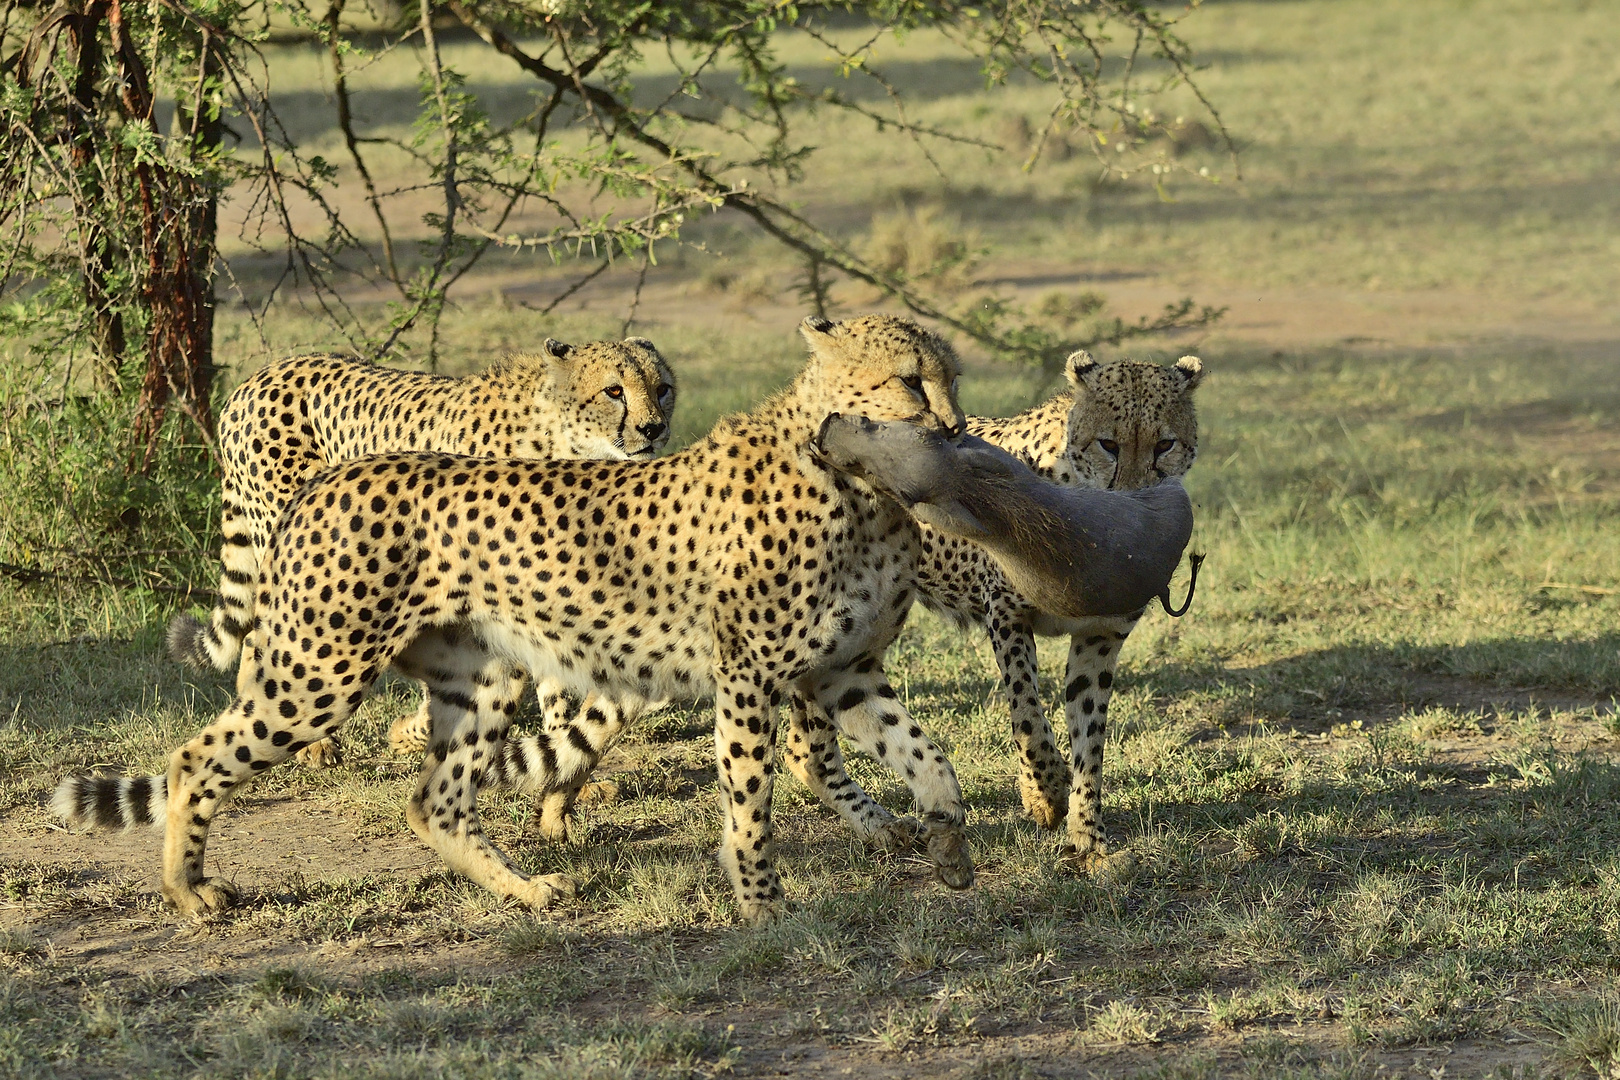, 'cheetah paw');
387,712,431,756
1061,838,1106,868
1019,786,1068,831
738,898,787,927
511,873,577,910
1088,850,1140,888
165,877,239,918
294,737,343,770
1063,841,1137,884
574,779,620,806
1017,780,1069,835
534,809,572,843
533,801,580,844
924,823,976,891
868,815,924,853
